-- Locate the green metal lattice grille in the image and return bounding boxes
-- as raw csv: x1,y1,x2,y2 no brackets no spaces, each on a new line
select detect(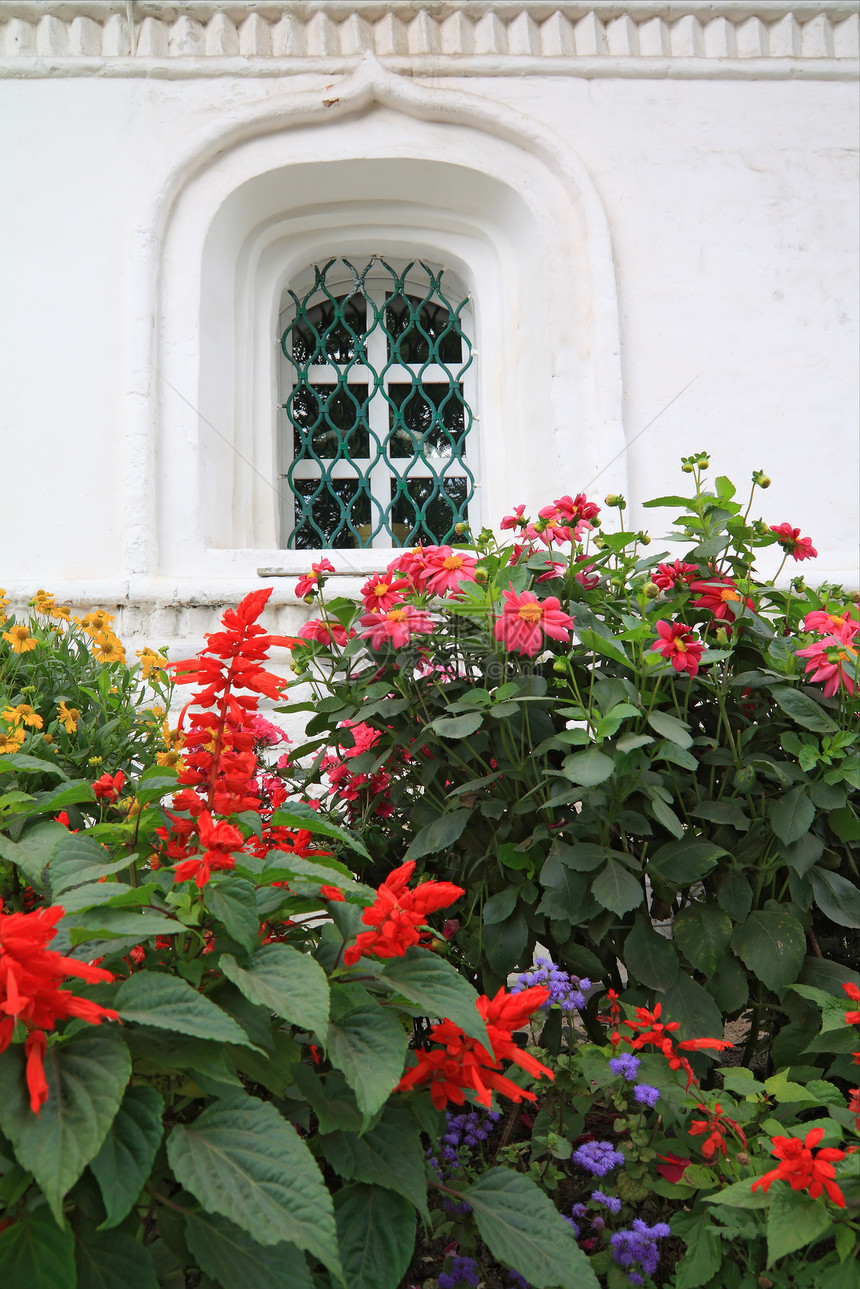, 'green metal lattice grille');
279,257,475,550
